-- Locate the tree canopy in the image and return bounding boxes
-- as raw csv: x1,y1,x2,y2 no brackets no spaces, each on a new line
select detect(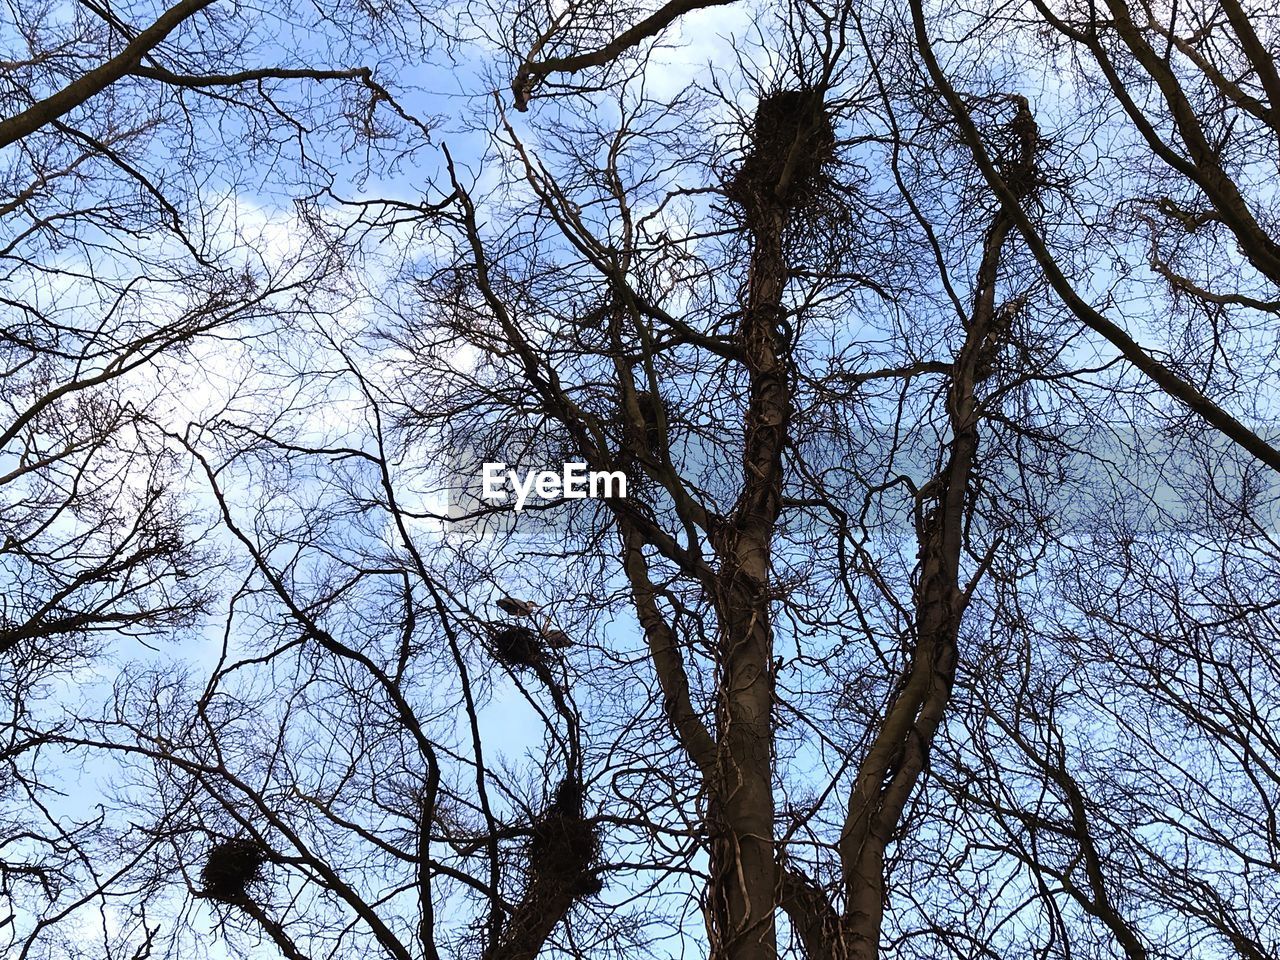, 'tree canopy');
3,1,1280,958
